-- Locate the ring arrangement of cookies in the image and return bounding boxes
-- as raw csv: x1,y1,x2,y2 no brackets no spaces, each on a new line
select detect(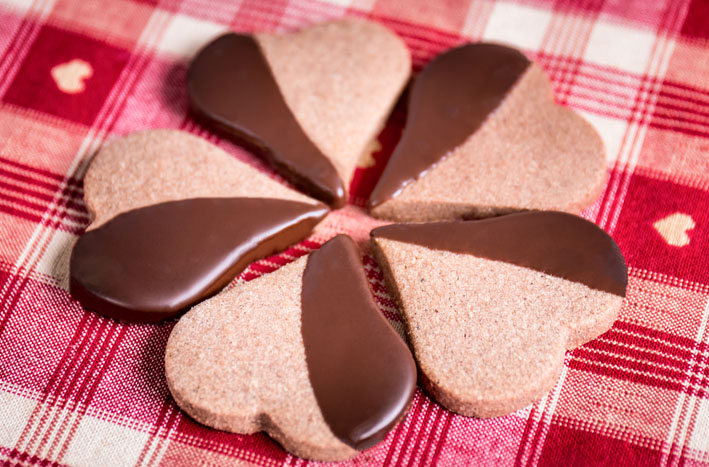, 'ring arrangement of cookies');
68,19,627,462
